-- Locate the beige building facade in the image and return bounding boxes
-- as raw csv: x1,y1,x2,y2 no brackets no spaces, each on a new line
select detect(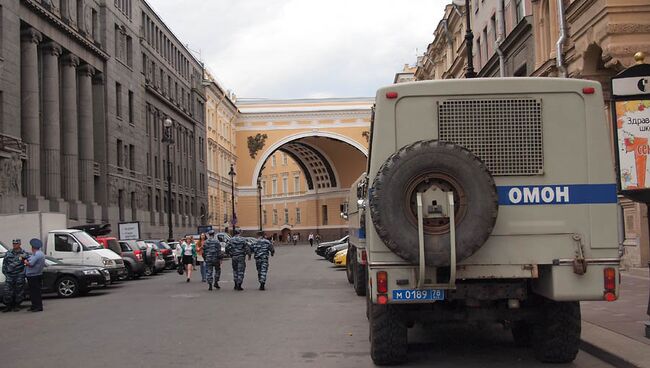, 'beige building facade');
232,98,373,241
204,70,239,232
